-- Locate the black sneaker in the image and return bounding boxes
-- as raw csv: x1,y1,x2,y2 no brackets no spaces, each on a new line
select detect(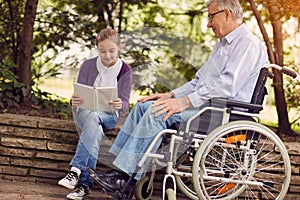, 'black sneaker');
67,184,90,200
